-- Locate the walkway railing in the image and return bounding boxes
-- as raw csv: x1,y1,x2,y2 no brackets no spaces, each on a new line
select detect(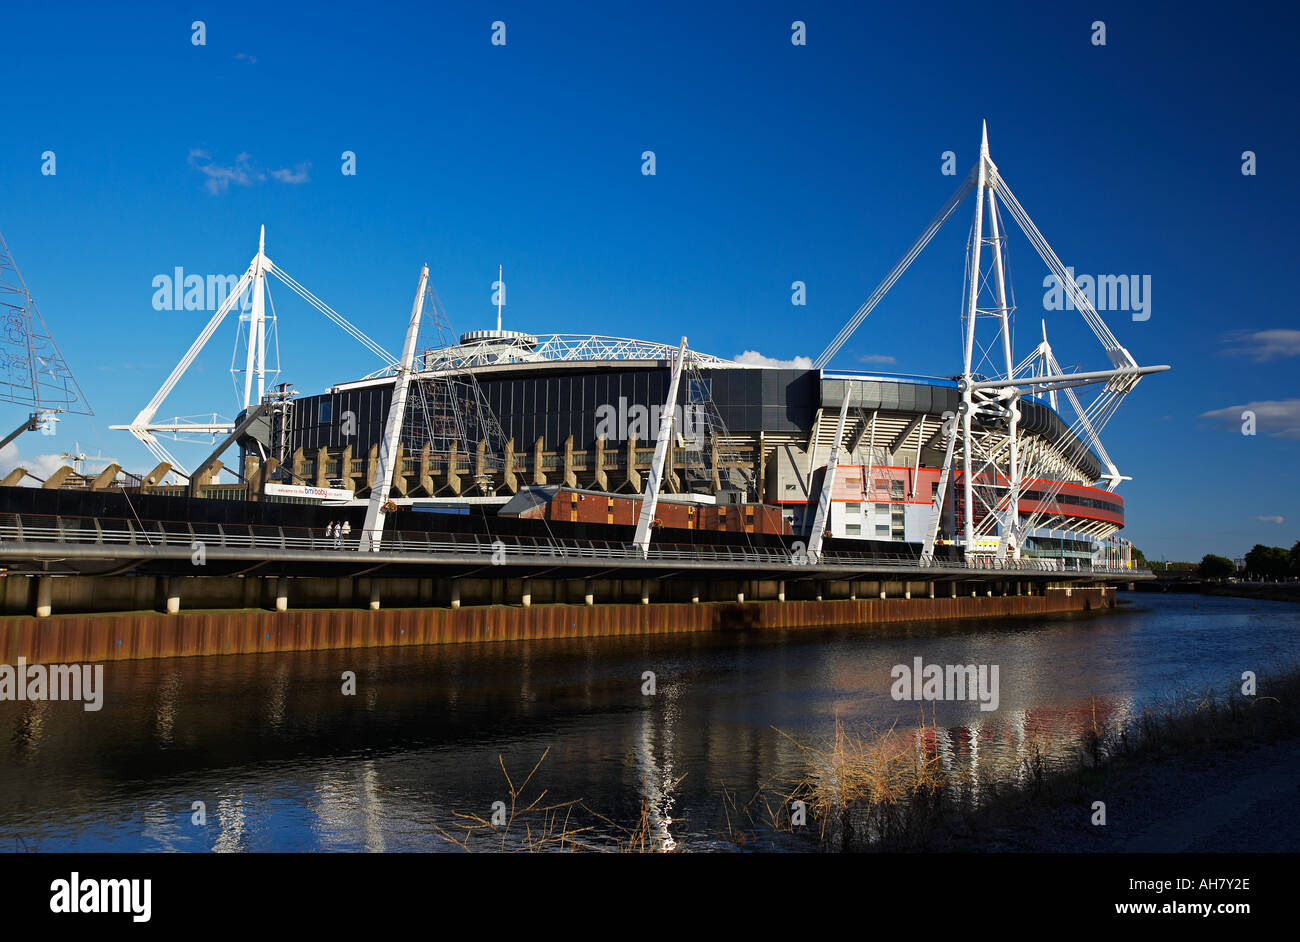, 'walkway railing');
0,512,1146,575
